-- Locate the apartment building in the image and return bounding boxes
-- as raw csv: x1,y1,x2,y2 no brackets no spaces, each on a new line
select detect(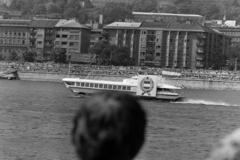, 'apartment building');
104,22,142,64
0,19,30,56
103,22,231,70
132,12,204,24
0,19,91,61
138,22,168,66
211,26,240,45
29,19,59,60
55,20,91,60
